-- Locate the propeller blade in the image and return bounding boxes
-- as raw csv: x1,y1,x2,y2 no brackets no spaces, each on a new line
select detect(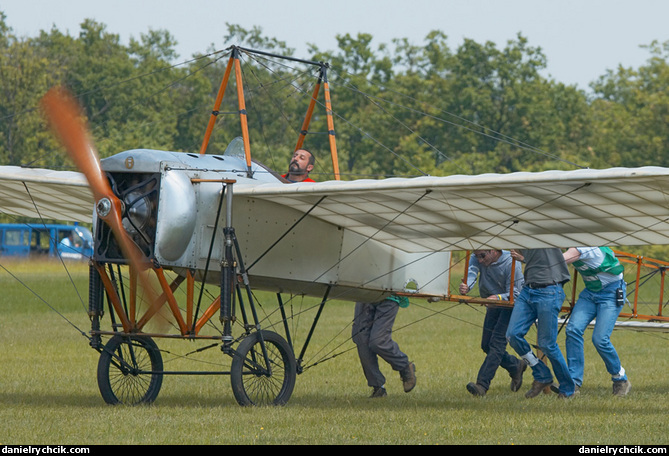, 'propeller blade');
40,87,113,205
41,87,157,321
